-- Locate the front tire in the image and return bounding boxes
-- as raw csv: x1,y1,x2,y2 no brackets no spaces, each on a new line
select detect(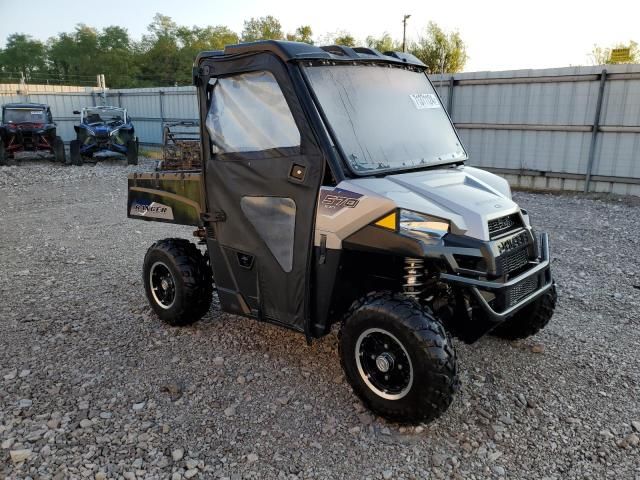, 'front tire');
0,139,6,166
69,140,82,166
126,139,138,165
491,284,557,340
53,136,66,163
143,239,213,326
339,292,458,424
